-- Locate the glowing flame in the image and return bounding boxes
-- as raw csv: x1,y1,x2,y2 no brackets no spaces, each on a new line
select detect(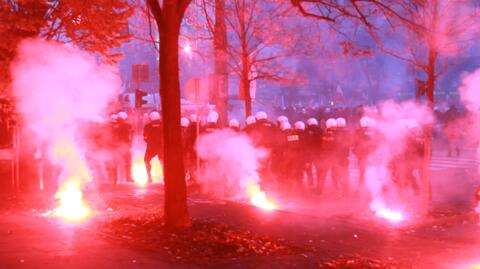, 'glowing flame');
375,208,404,222
370,200,404,222
45,138,93,222
131,158,148,186
246,181,277,211
52,179,91,222
131,153,163,186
